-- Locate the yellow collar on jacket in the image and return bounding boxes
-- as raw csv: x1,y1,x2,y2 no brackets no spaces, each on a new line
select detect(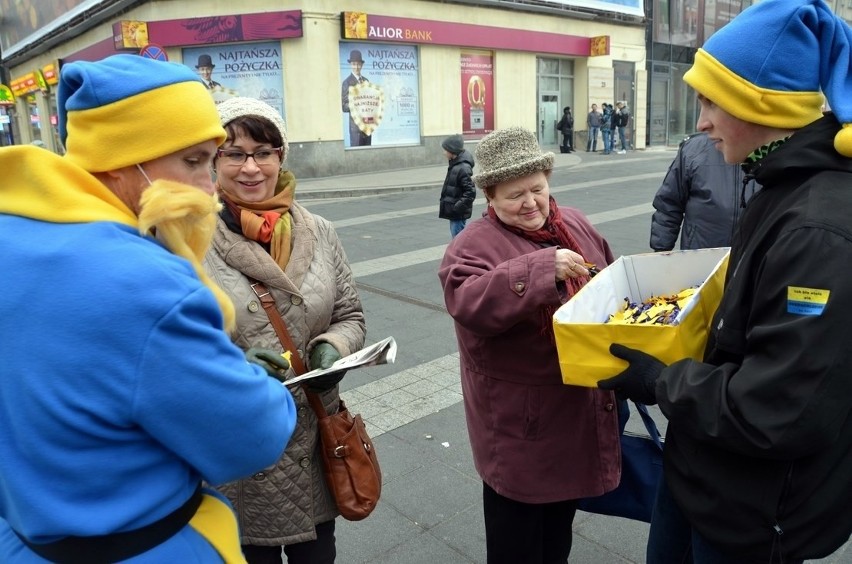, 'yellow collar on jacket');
0,146,136,226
